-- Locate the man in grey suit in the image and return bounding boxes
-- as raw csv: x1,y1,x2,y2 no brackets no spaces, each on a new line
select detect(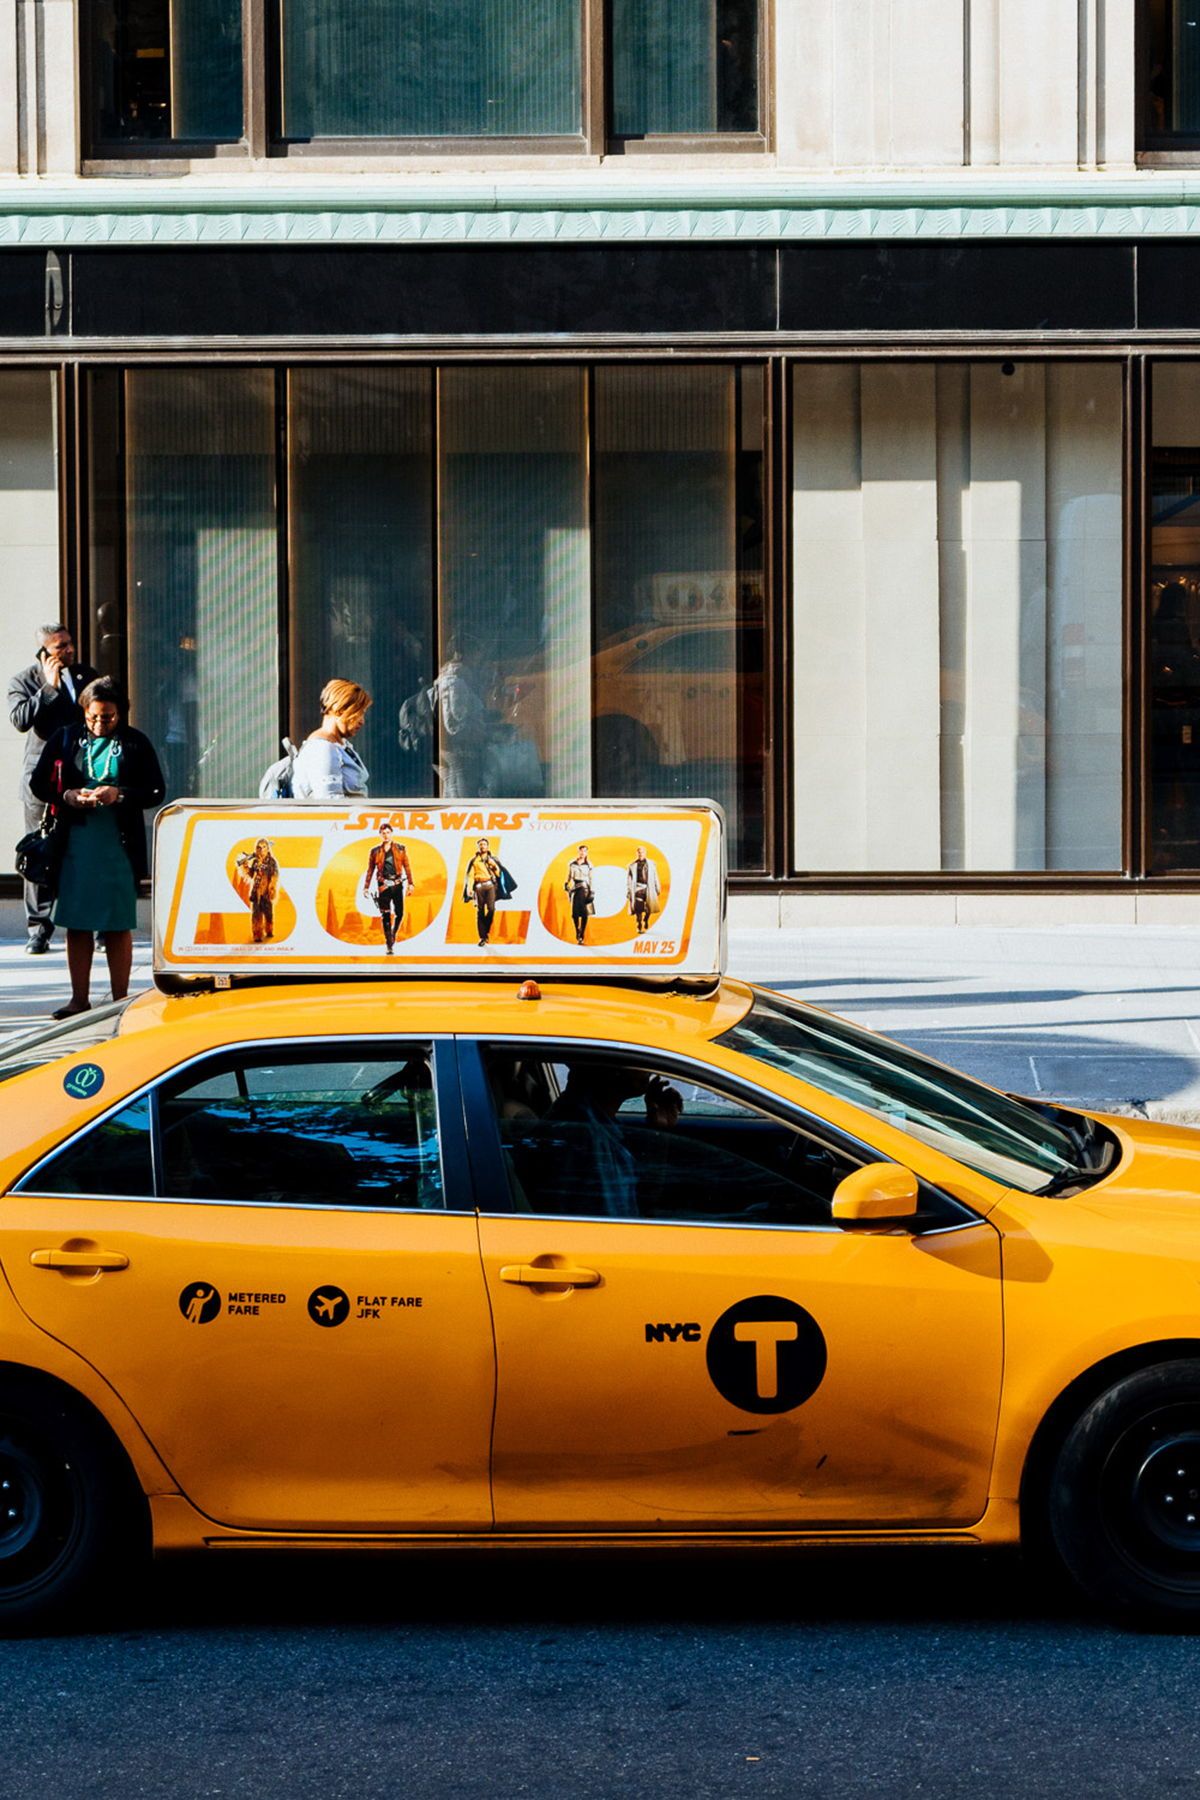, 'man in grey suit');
8,622,98,954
